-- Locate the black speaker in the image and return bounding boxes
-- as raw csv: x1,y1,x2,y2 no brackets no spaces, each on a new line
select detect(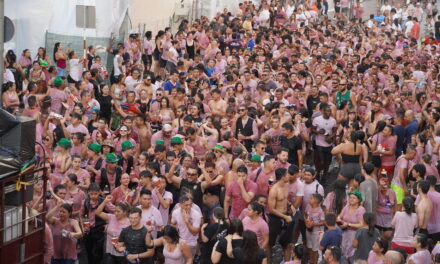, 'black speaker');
0,109,36,178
